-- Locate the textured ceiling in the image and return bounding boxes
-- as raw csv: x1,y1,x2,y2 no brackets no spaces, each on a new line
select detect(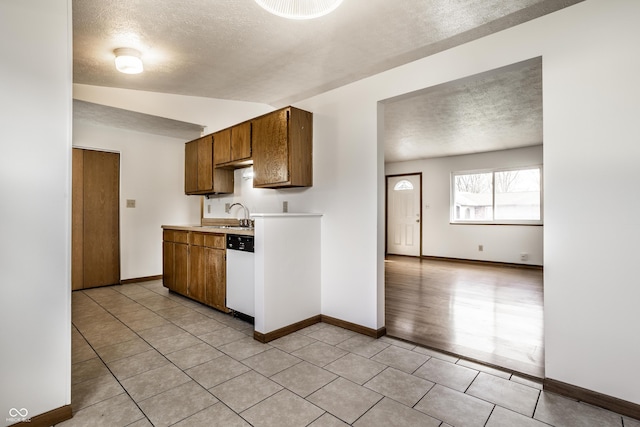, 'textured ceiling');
74,100,204,140
383,57,543,163
73,1,580,156
73,0,581,107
